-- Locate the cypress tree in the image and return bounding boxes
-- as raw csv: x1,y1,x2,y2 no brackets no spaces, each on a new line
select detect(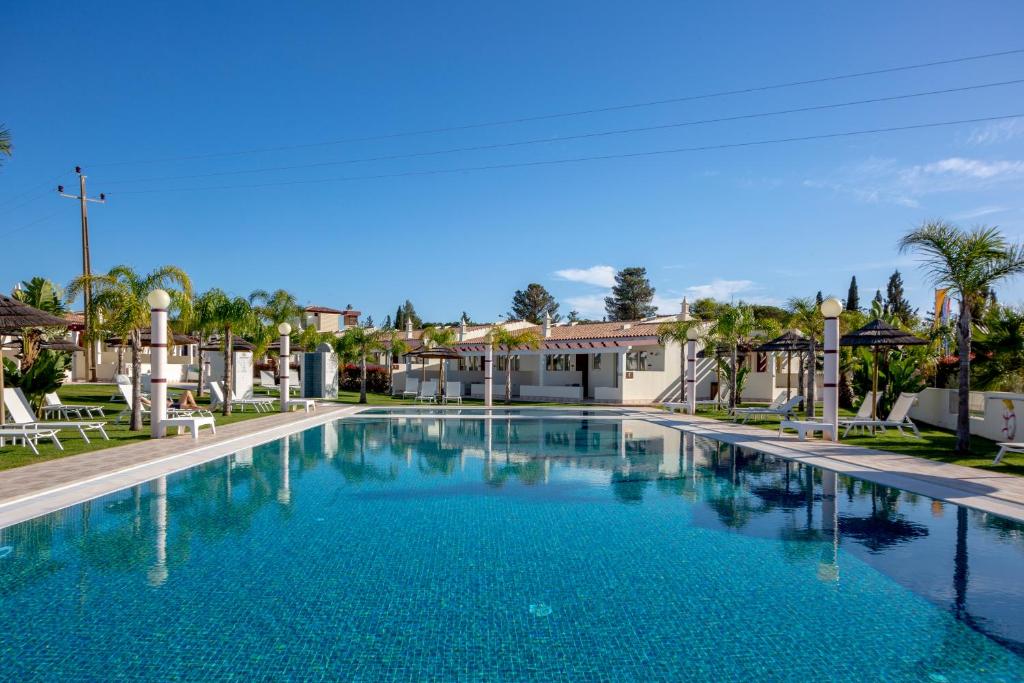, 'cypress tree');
815,291,824,307
846,276,860,311
885,270,915,325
